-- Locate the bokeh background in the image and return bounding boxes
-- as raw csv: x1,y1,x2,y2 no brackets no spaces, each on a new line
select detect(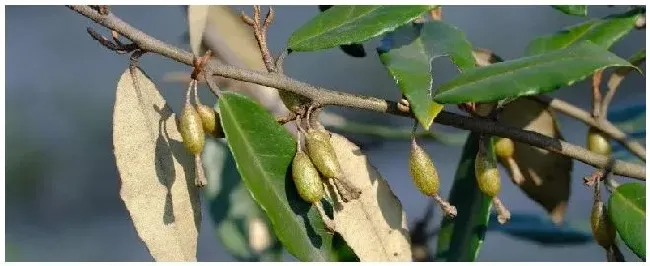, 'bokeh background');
5,5,646,261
